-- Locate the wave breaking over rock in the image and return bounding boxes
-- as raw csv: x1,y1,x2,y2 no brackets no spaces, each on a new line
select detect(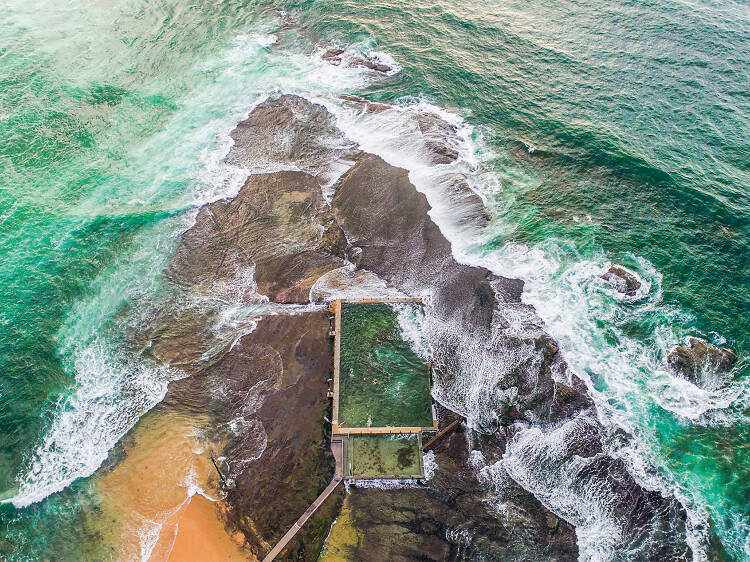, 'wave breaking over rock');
148,92,699,559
